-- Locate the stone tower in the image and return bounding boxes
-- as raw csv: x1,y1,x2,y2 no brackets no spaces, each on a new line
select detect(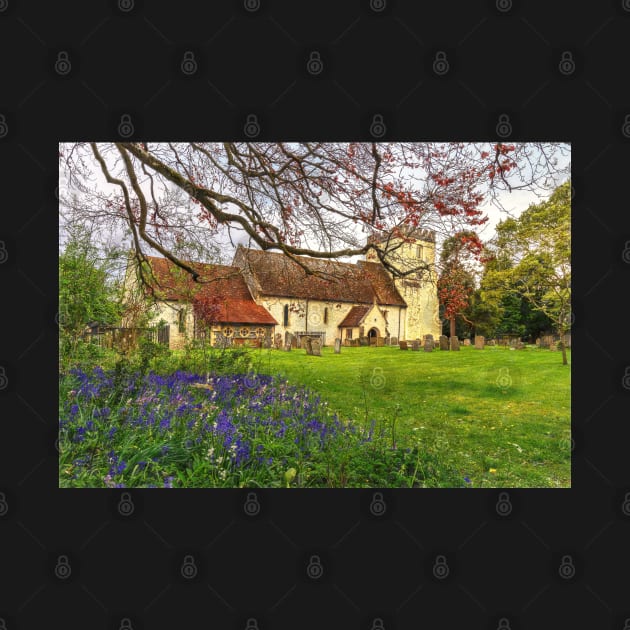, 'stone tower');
366,228,440,340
